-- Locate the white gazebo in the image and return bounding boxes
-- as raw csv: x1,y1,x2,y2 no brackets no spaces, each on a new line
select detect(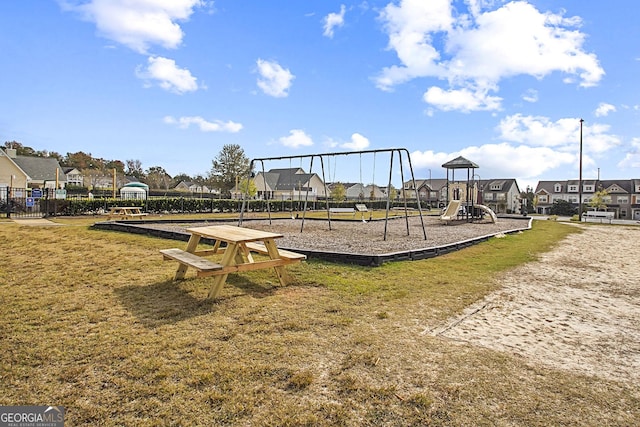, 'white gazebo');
120,182,148,200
